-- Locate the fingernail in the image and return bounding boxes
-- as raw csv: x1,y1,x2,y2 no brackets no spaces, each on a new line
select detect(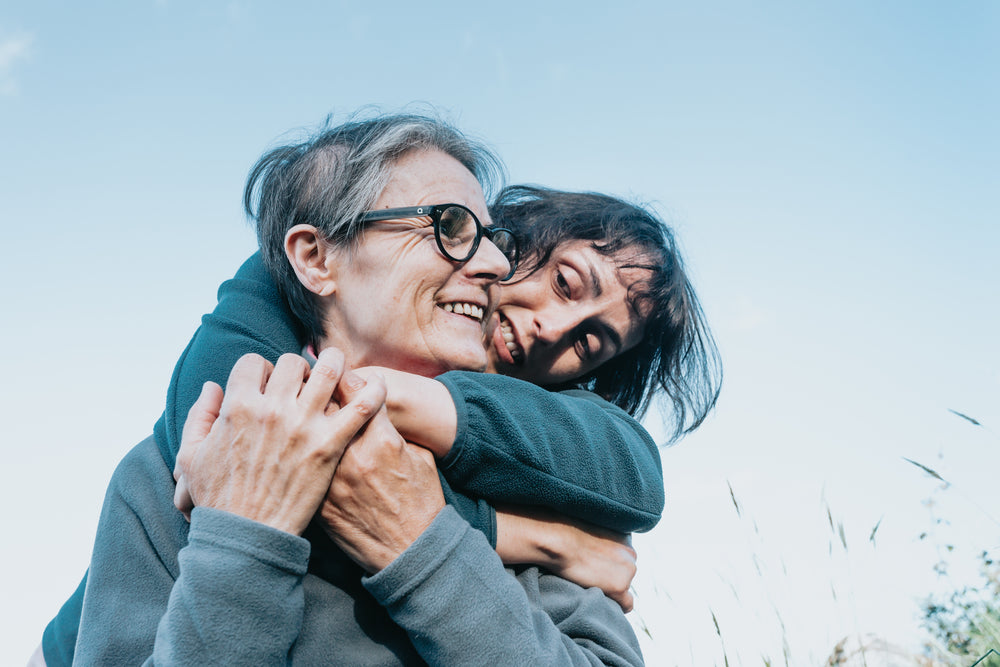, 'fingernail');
342,370,365,391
